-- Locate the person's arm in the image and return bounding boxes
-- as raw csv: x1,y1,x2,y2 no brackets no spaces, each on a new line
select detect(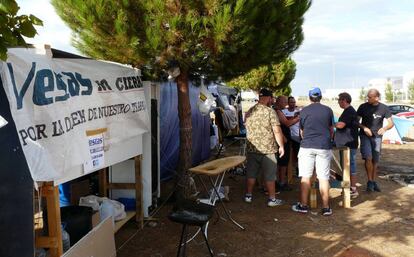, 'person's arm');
335,121,346,129
357,115,373,137
378,117,394,136
273,124,285,157
329,125,334,140
276,110,300,127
